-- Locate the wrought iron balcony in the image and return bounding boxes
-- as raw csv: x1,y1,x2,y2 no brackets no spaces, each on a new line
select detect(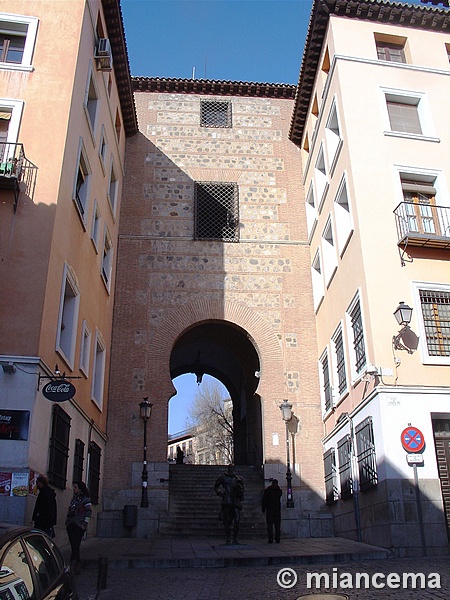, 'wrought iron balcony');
0,142,38,212
394,201,450,250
